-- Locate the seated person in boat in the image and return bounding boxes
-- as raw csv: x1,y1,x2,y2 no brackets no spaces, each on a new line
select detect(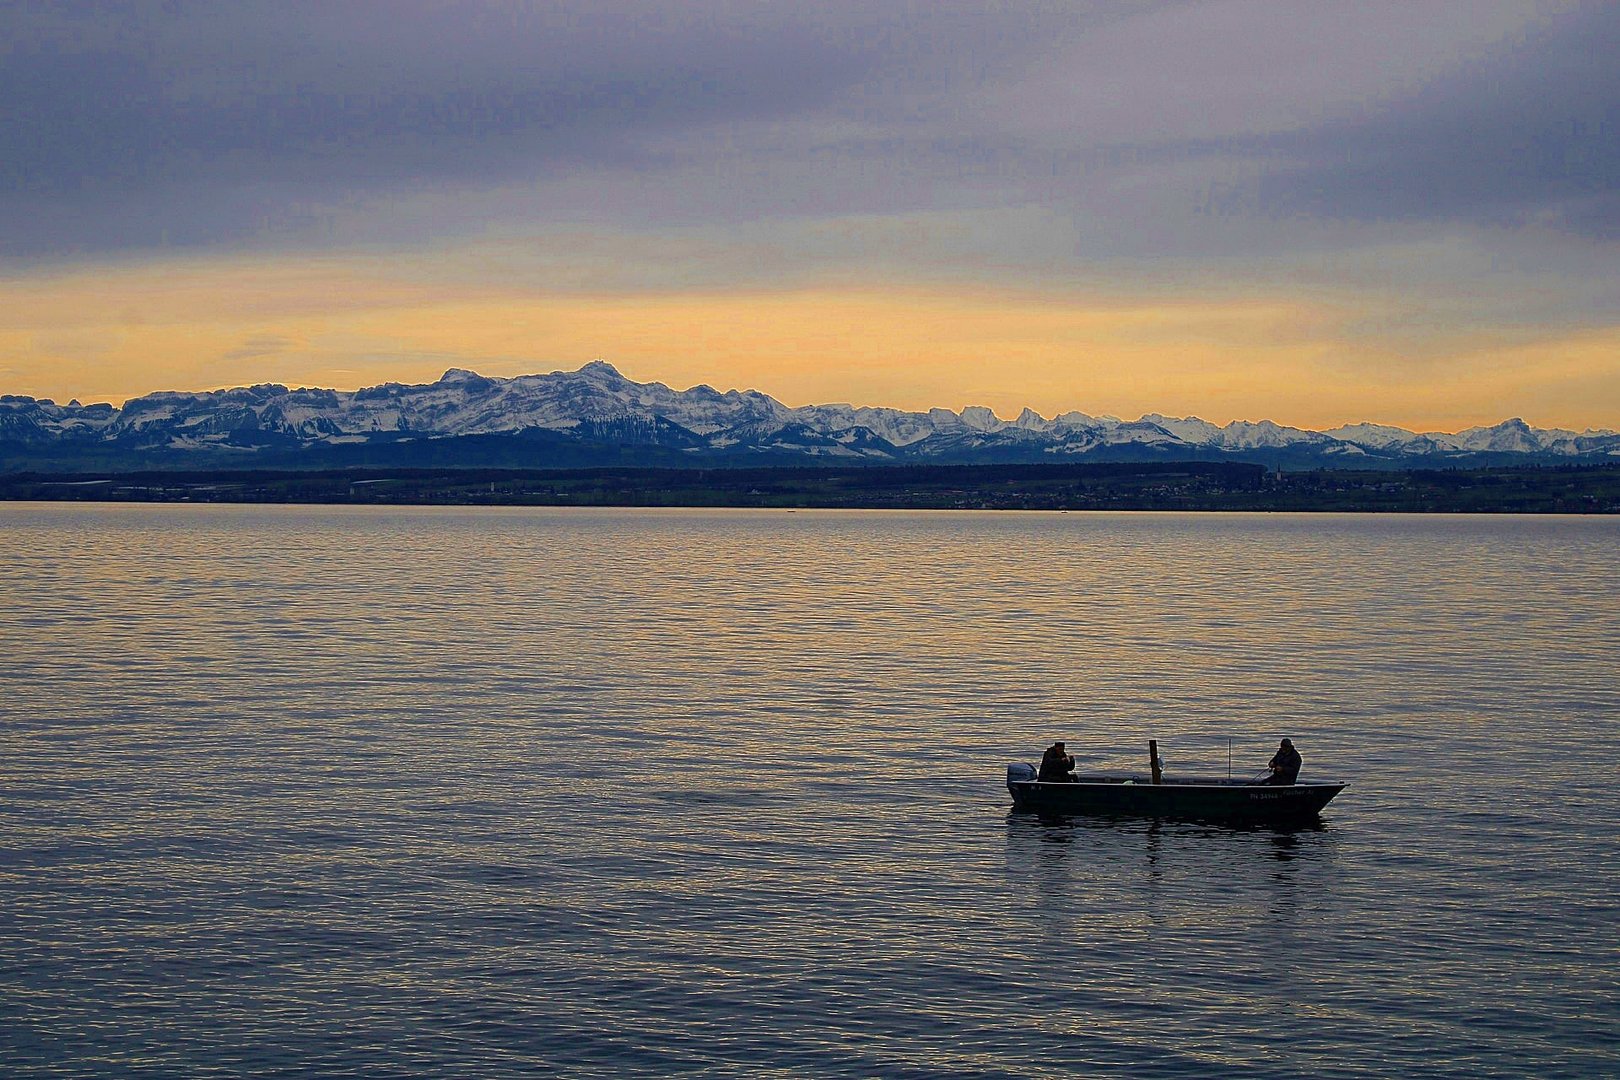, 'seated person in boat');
1258,738,1302,785
1038,741,1077,782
